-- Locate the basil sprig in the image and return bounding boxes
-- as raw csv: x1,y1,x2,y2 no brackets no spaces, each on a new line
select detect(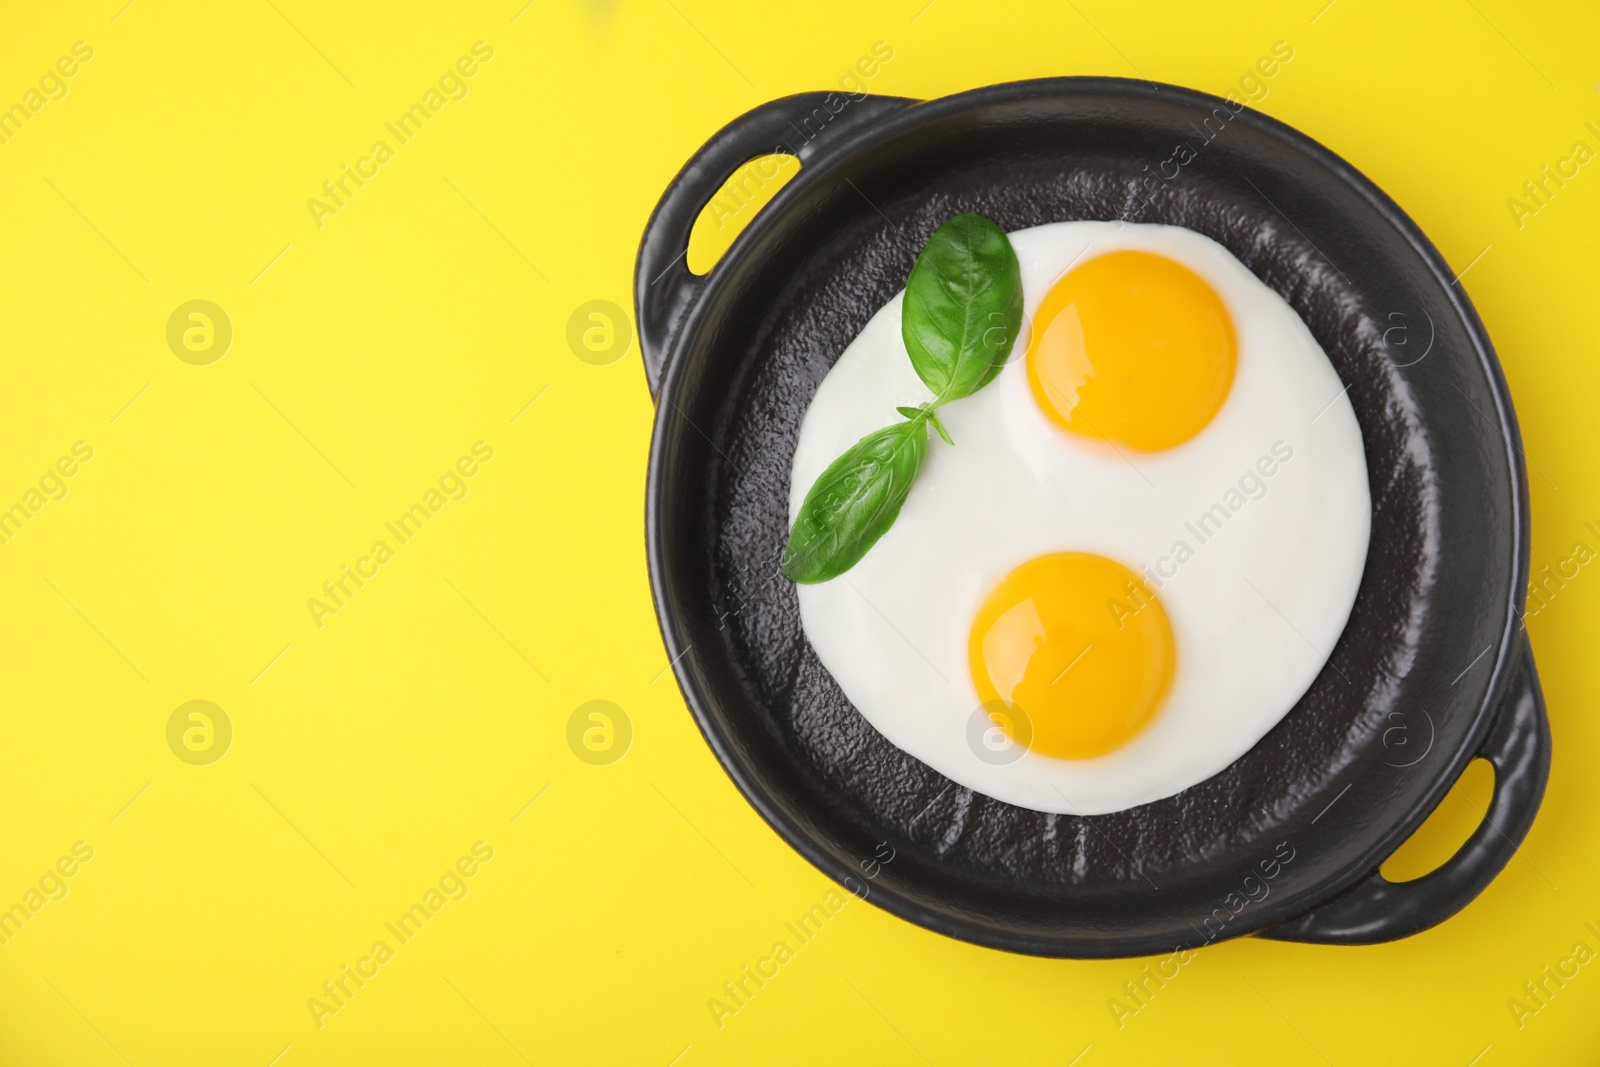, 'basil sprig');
781,213,1022,584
